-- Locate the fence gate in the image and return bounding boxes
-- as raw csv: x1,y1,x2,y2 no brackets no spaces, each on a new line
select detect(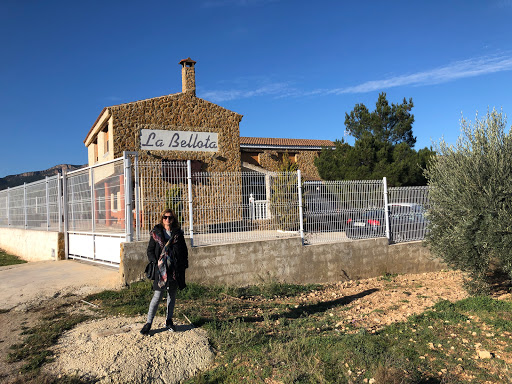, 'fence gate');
63,156,133,266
